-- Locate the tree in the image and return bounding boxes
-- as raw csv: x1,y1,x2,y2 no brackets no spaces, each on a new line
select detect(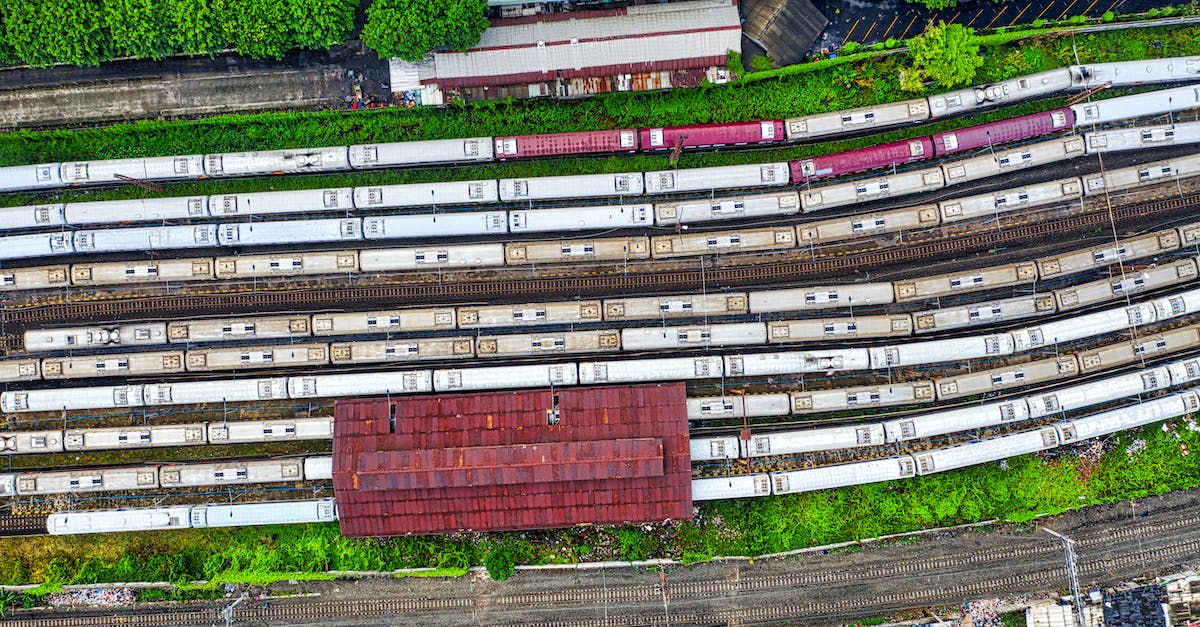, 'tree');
903,21,983,90
361,0,489,62
905,0,957,9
